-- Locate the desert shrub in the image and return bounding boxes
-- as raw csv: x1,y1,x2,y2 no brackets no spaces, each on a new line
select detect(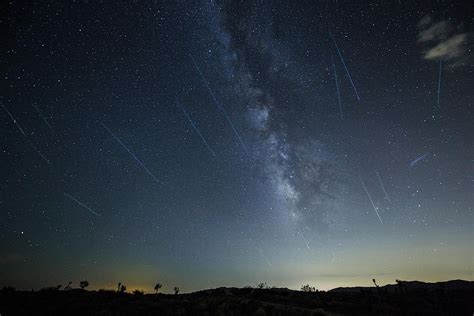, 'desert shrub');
40,285,61,292
301,284,317,292
1,286,15,292
256,282,269,289
116,283,127,293
97,289,116,294
133,289,144,295
64,281,72,290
